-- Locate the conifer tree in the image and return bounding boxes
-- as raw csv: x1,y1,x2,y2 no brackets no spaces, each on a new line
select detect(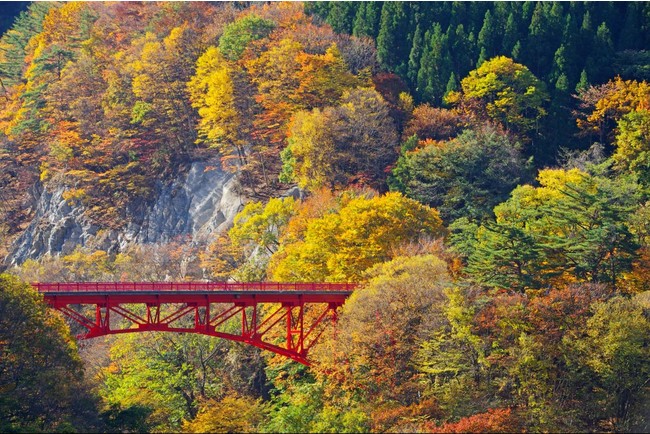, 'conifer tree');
445,71,458,99
549,44,568,84
450,24,475,81
580,10,594,54
591,22,614,83
407,24,423,87
576,69,589,93
352,2,381,39
0,3,54,86
417,24,451,104
326,2,356,35
476,47,487,68
477,10,498,60
526,2,553,76
376,2,410,75
617,3,643,50
511,40,522,61
561,13,581,84
449,1,467,29
501,13,519,55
